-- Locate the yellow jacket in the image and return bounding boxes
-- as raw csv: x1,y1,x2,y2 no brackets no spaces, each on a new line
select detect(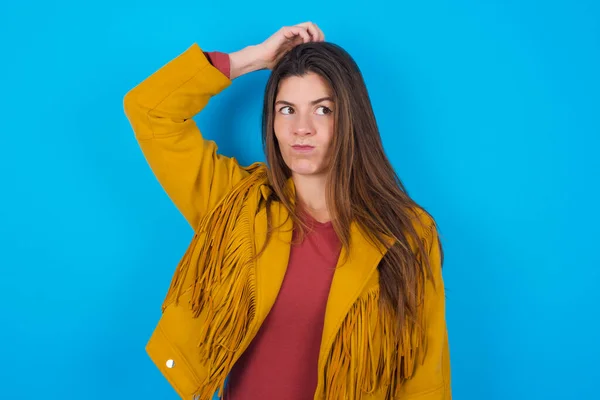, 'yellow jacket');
123,43,451,400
